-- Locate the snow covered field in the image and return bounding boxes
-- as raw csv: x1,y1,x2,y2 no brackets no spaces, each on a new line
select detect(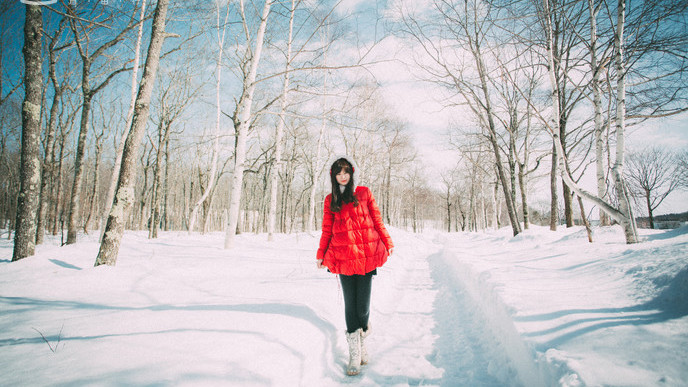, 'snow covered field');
1,225,686,386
